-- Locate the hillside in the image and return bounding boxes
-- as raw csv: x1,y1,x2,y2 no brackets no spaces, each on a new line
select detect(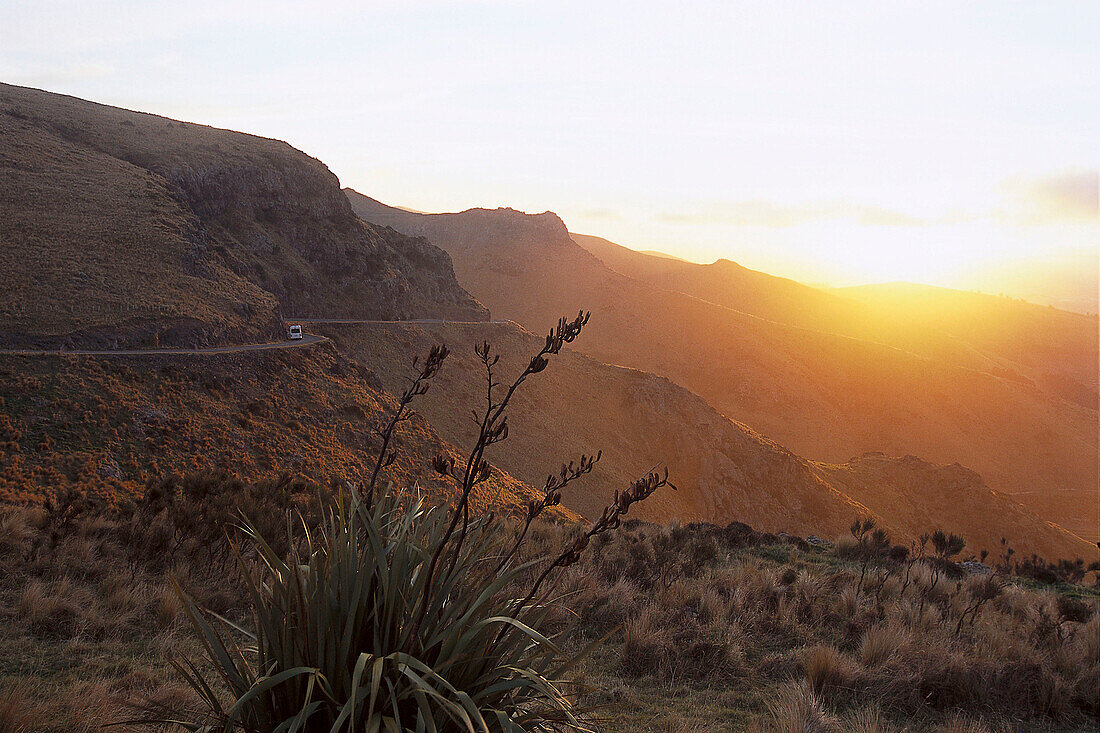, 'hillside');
572,233,1099,409
837,282,1099,408
571,233,861,333
346,191,1099,546
323,319,1087,560
0,83,1089,560
0,344,543,516
314,320,867,535
0,83,484,350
